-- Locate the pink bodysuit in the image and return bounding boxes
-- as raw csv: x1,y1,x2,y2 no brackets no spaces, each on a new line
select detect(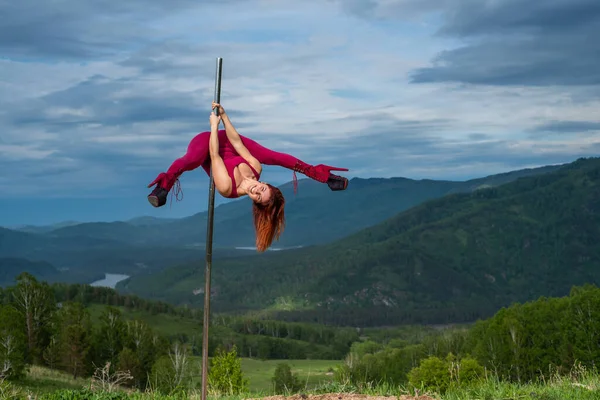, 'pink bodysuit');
151,128,349,201
161,130,301,198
